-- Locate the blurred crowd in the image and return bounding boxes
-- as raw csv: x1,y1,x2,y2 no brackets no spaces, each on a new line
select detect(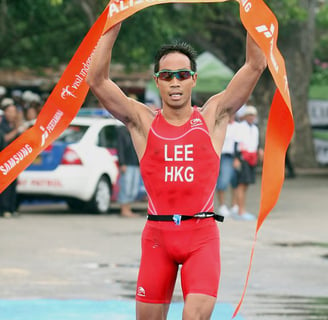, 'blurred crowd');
0,85,45,218
0,85,44,126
